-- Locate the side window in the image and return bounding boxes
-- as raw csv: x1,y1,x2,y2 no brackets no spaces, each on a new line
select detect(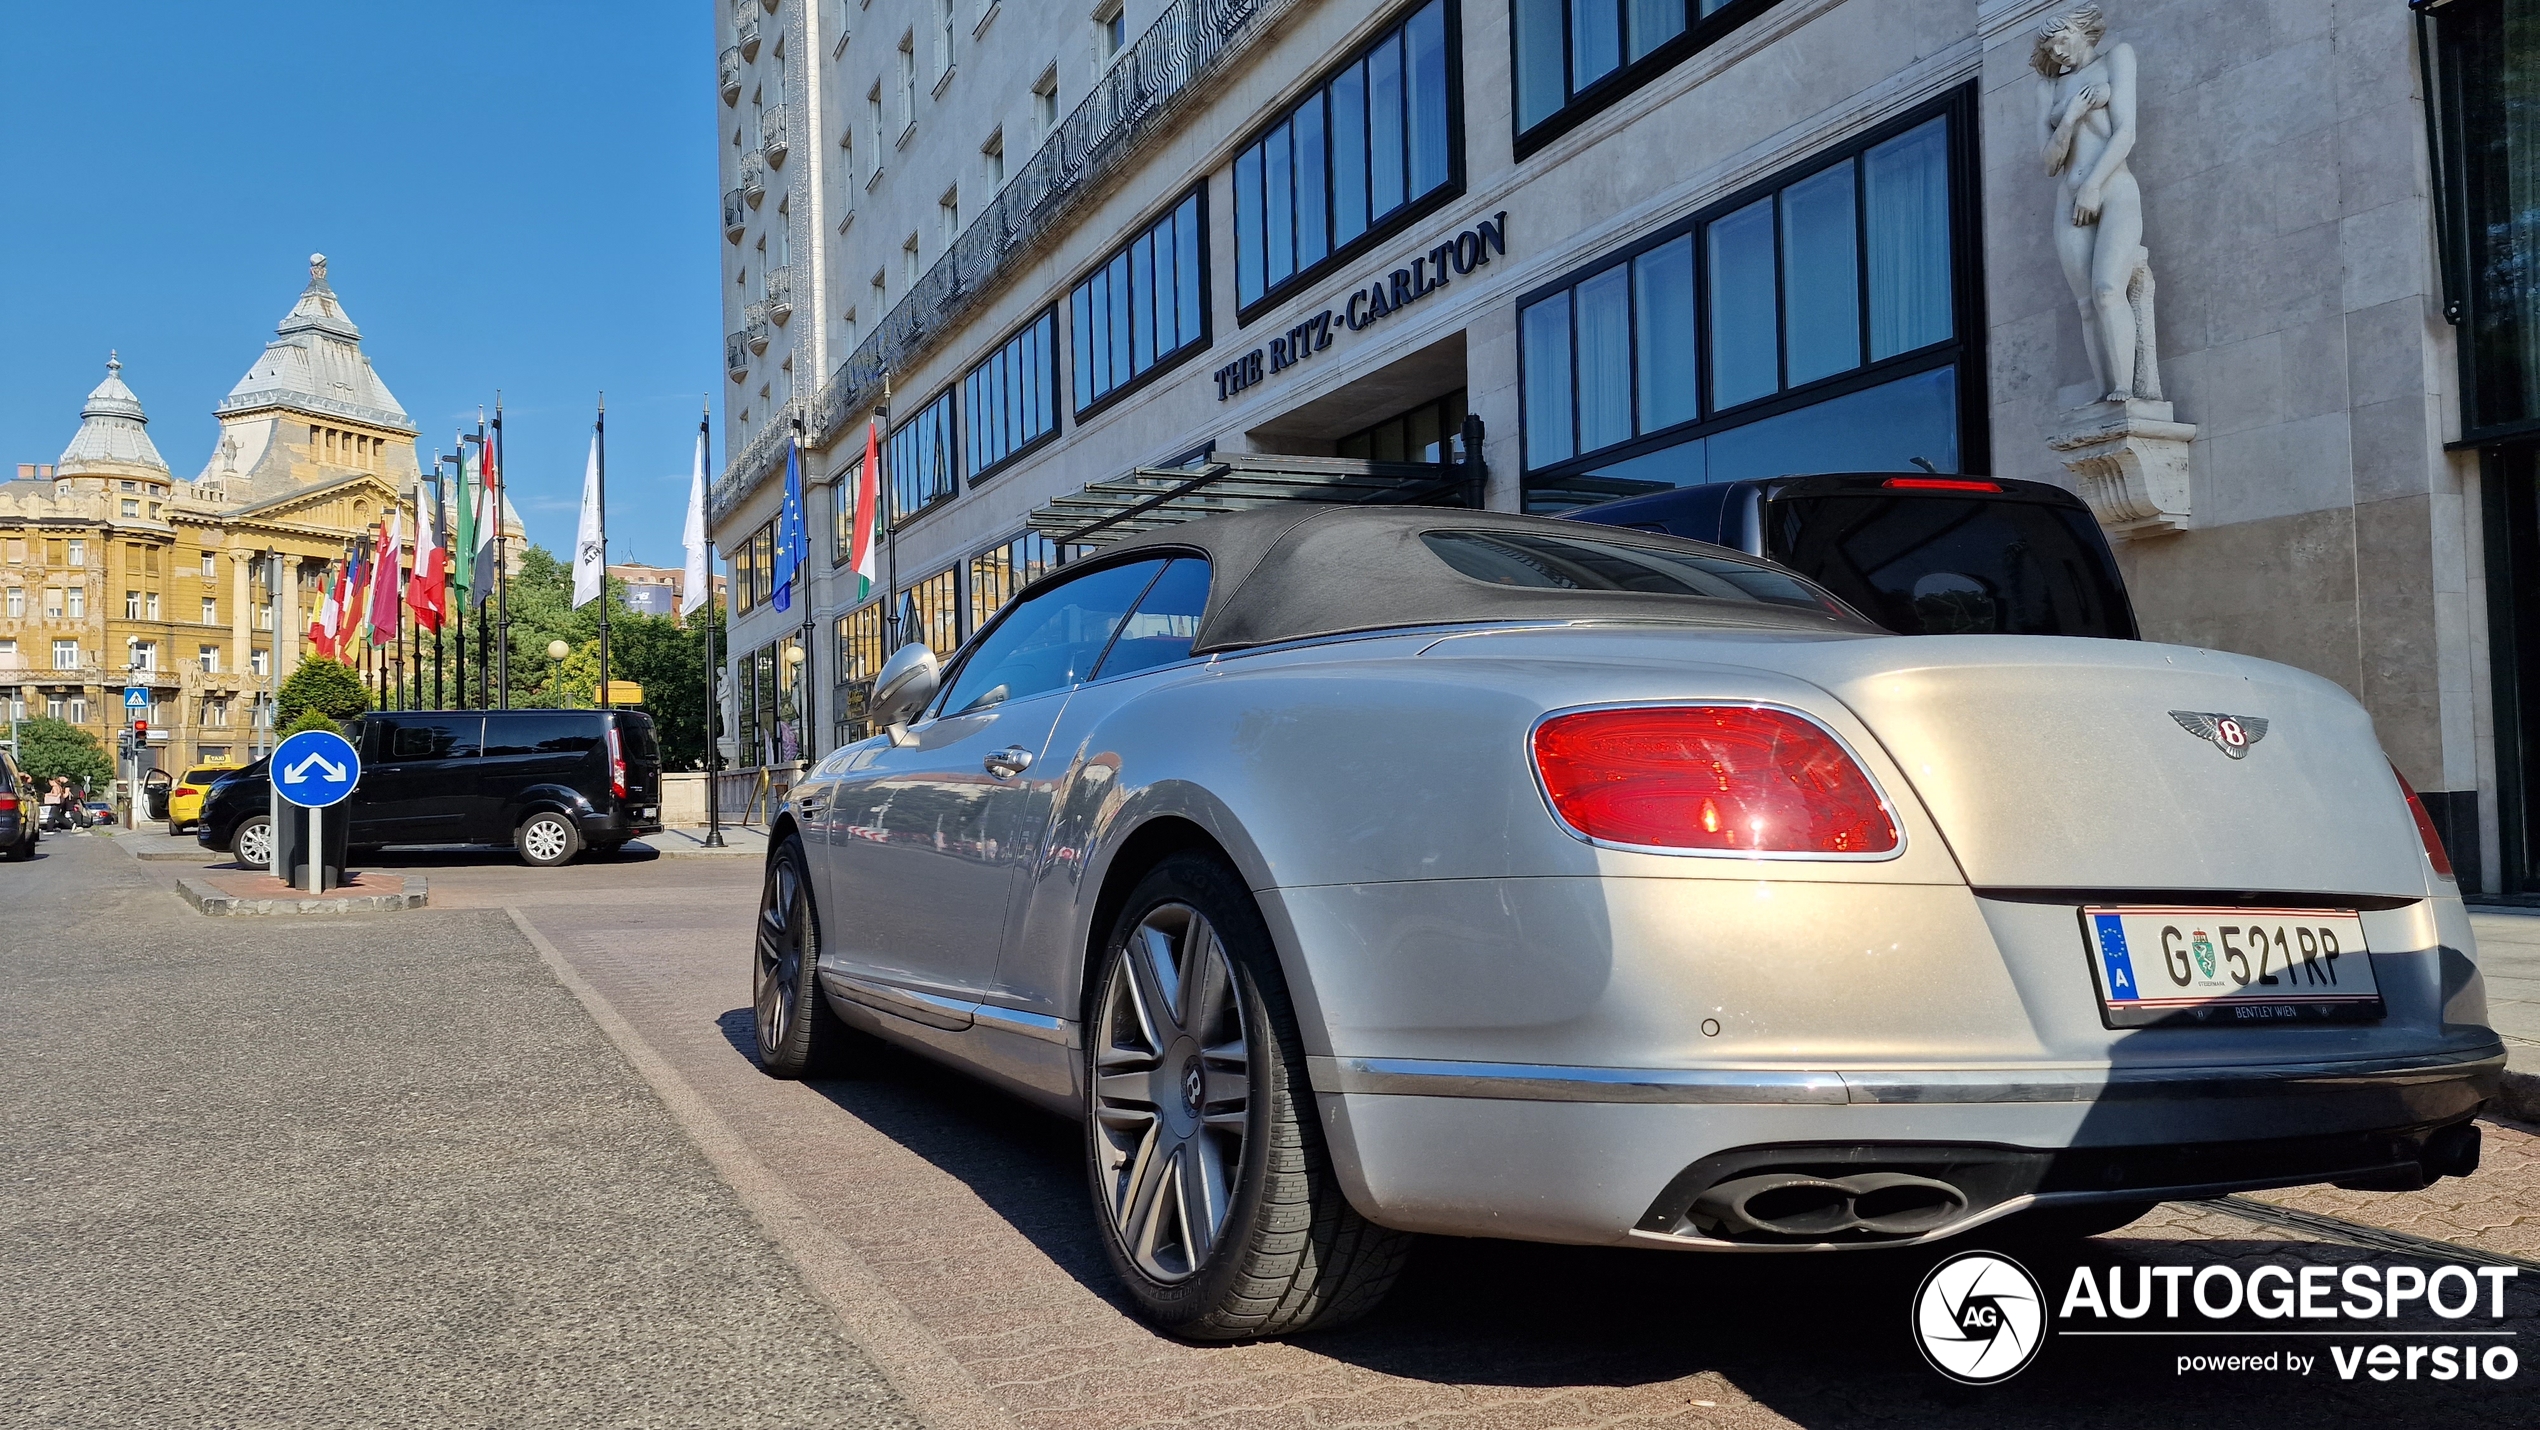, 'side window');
383,718,483,762
1094,558,1211,680
937,558,1168,716
483,714,601,757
